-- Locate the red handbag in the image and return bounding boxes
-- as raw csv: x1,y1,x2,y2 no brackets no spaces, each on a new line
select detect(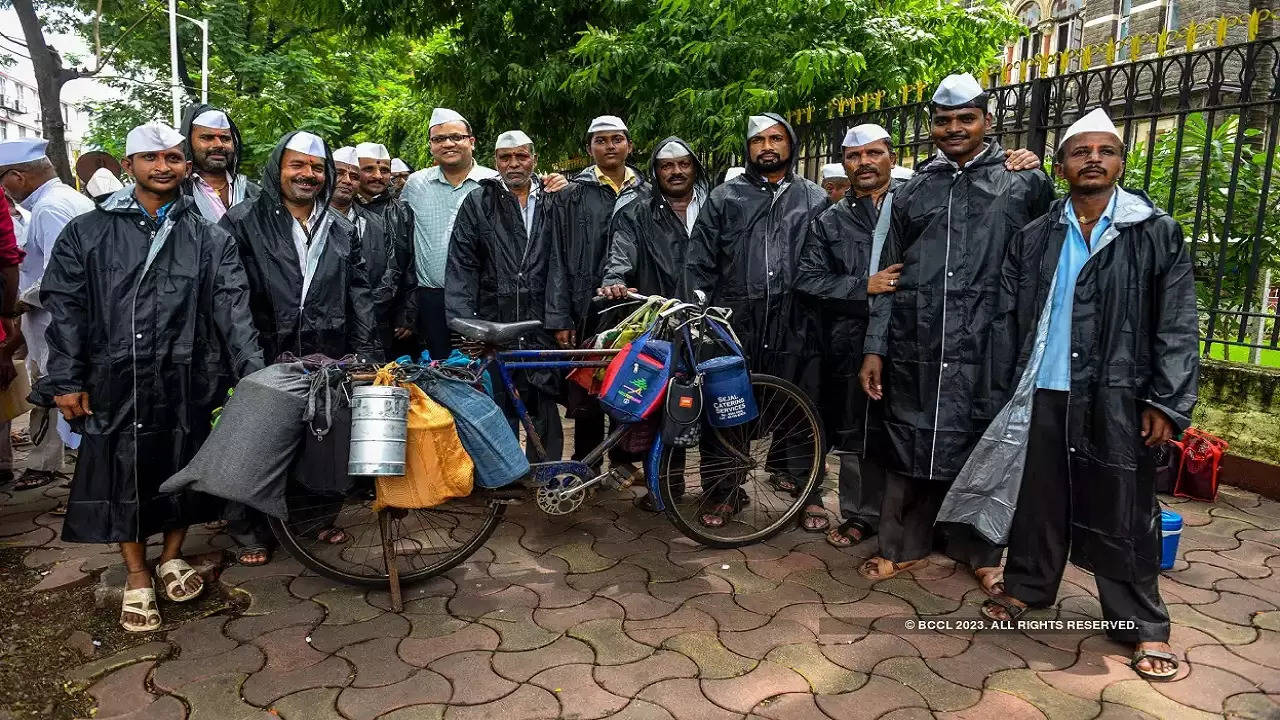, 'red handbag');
1174,428,1228,502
